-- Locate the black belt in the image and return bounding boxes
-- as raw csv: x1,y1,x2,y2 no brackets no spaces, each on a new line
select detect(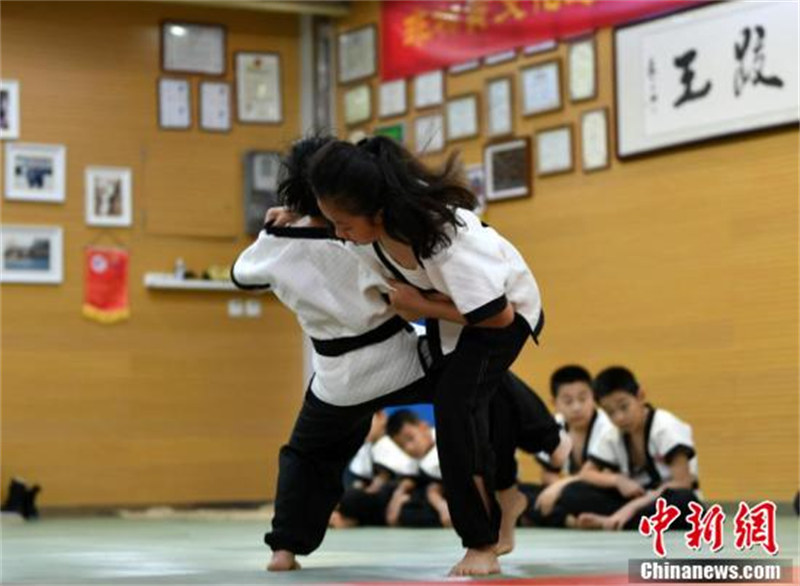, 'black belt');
311,316,412,357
